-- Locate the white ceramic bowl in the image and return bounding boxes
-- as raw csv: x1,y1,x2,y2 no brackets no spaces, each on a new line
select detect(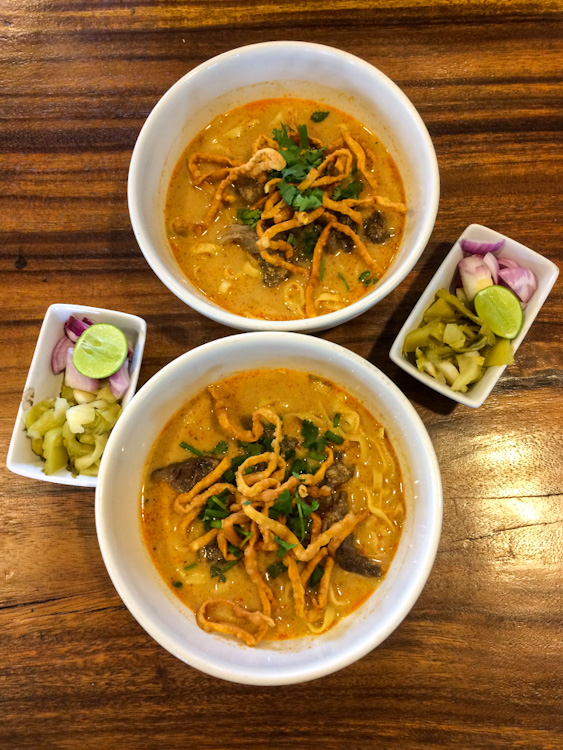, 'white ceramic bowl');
7,304,147,487
389,224,560,408
128,41,439,332
96,332,442,685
